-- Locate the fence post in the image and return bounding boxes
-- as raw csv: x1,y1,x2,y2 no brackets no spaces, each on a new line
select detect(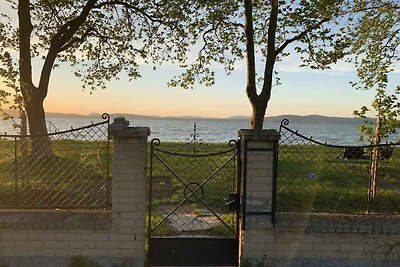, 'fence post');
14,137,18,207
109,117,150,264
20,111,29,196
238,129,280,262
